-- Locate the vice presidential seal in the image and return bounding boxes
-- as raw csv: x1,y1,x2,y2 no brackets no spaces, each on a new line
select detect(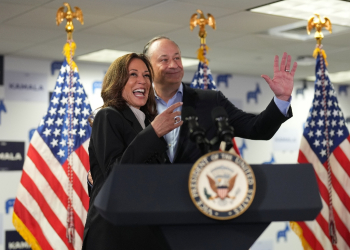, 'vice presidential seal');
189,151,255,220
